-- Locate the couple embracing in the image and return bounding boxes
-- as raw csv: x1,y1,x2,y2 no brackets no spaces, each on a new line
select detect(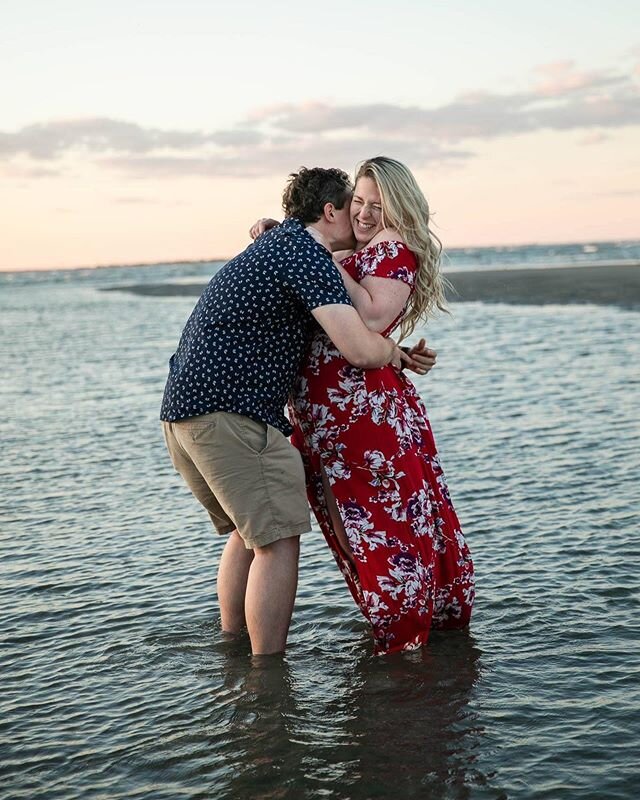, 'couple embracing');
160,157,475,656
